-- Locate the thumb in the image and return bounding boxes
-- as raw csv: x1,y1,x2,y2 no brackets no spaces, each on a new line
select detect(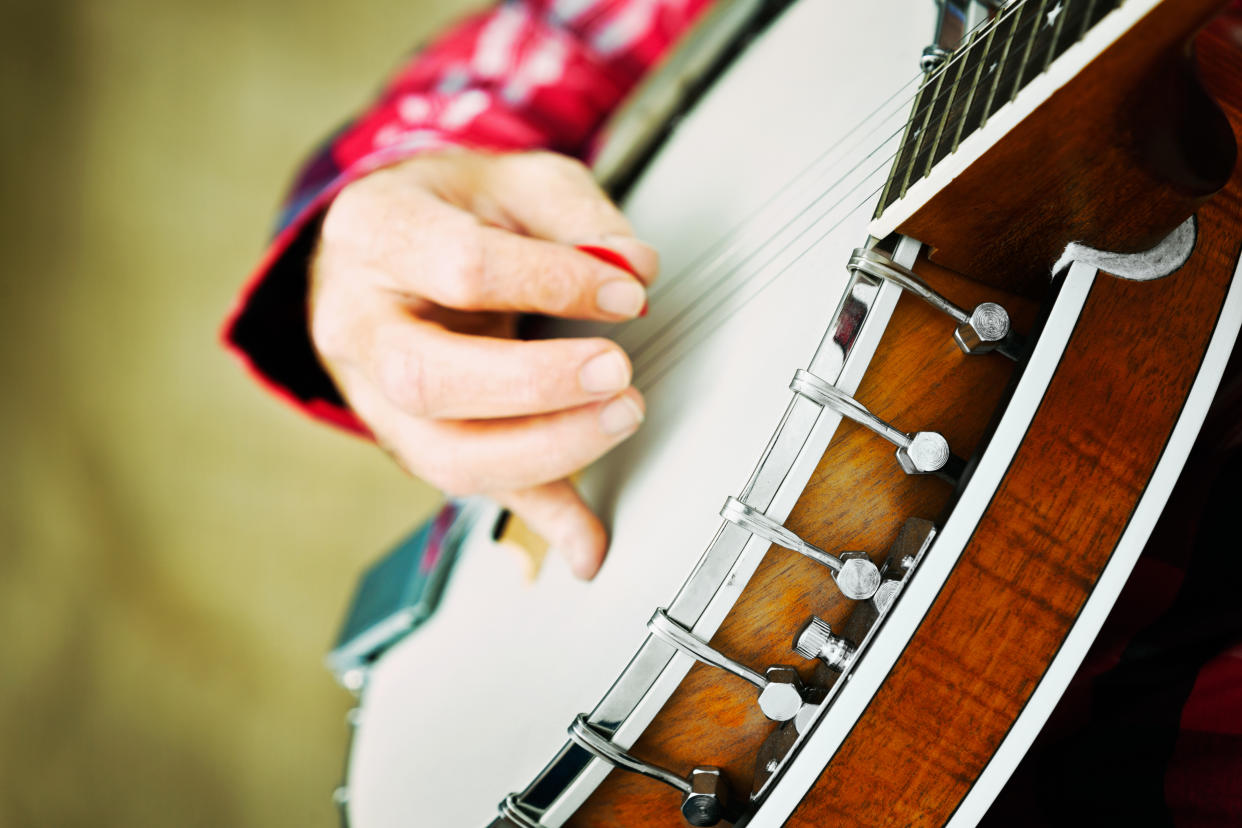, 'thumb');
494,479,609,579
